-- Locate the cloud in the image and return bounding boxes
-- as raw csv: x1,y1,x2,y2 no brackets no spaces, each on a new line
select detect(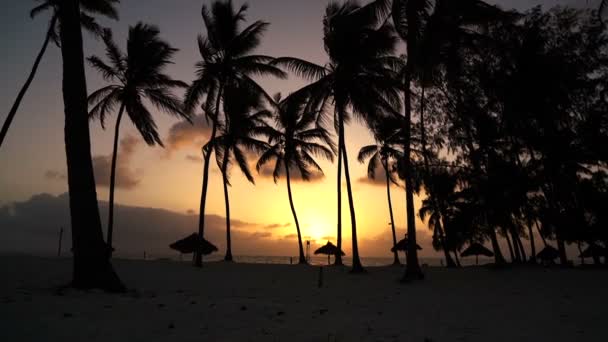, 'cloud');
263,222,291,230
165,114,213,154
44,170,66,181
251,231,272,239
186,209,196,215
92,135,142,190
283,234,298,240
185,154,203,163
